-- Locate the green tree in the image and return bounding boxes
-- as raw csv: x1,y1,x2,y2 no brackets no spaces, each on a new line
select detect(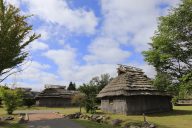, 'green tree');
67,82,76,90
178,71,192,98
1,88,23,114
90,73,112,92
71,93,86,113
143,0,192,95
0,0,40,82
78,84,98,114
153,72,172,91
